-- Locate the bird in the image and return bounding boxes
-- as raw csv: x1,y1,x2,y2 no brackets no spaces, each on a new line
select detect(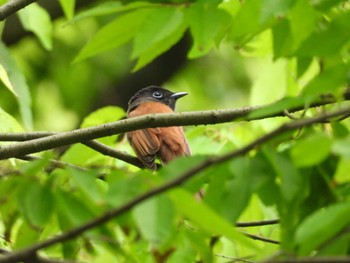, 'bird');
126,86,191,170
